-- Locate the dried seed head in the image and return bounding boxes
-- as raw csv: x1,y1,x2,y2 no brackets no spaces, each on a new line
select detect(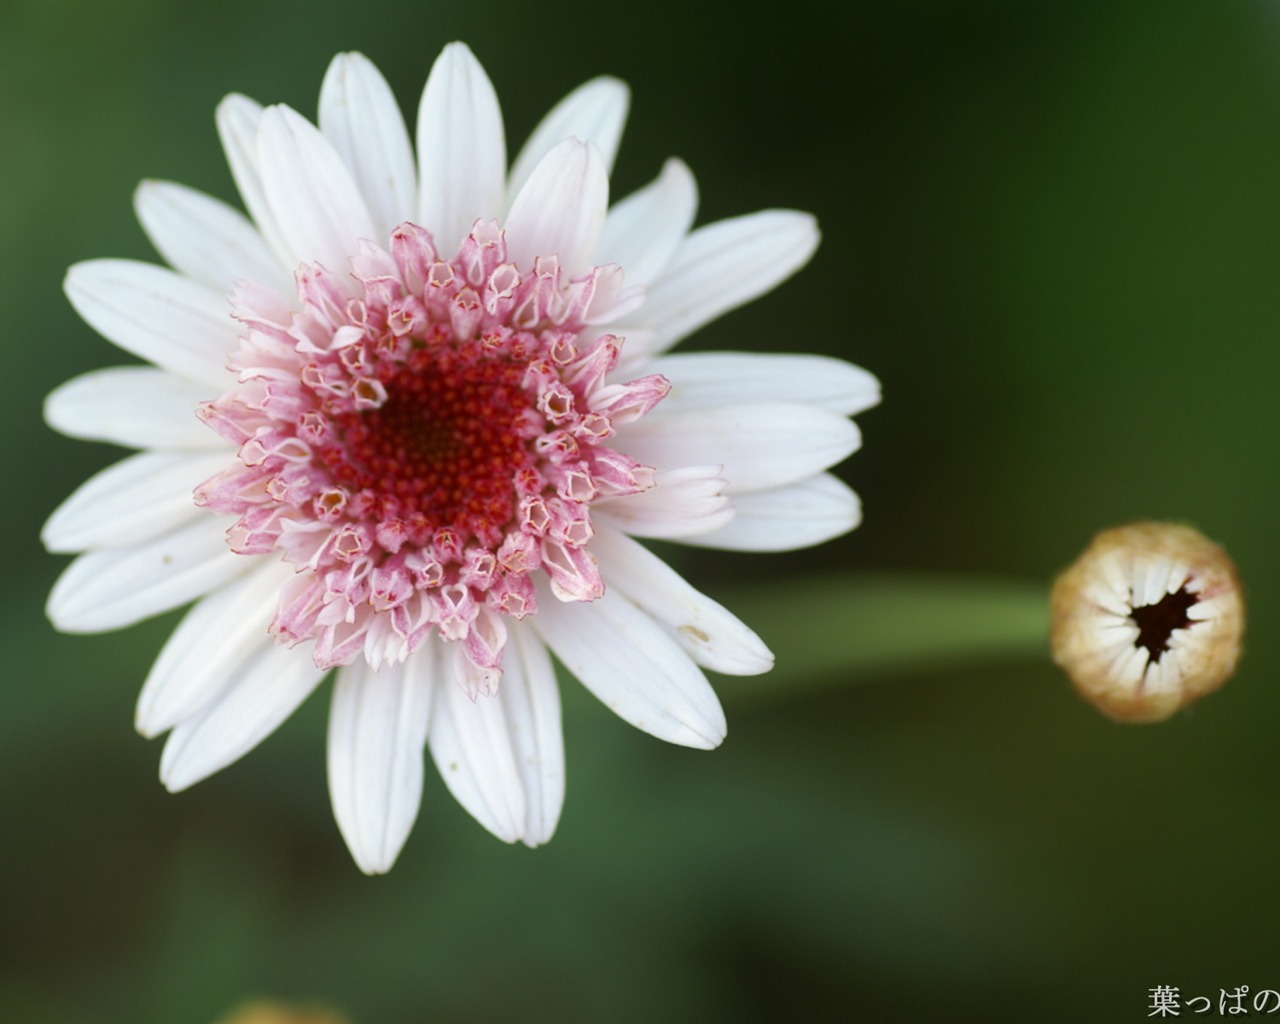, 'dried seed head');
1050,522,1244,723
